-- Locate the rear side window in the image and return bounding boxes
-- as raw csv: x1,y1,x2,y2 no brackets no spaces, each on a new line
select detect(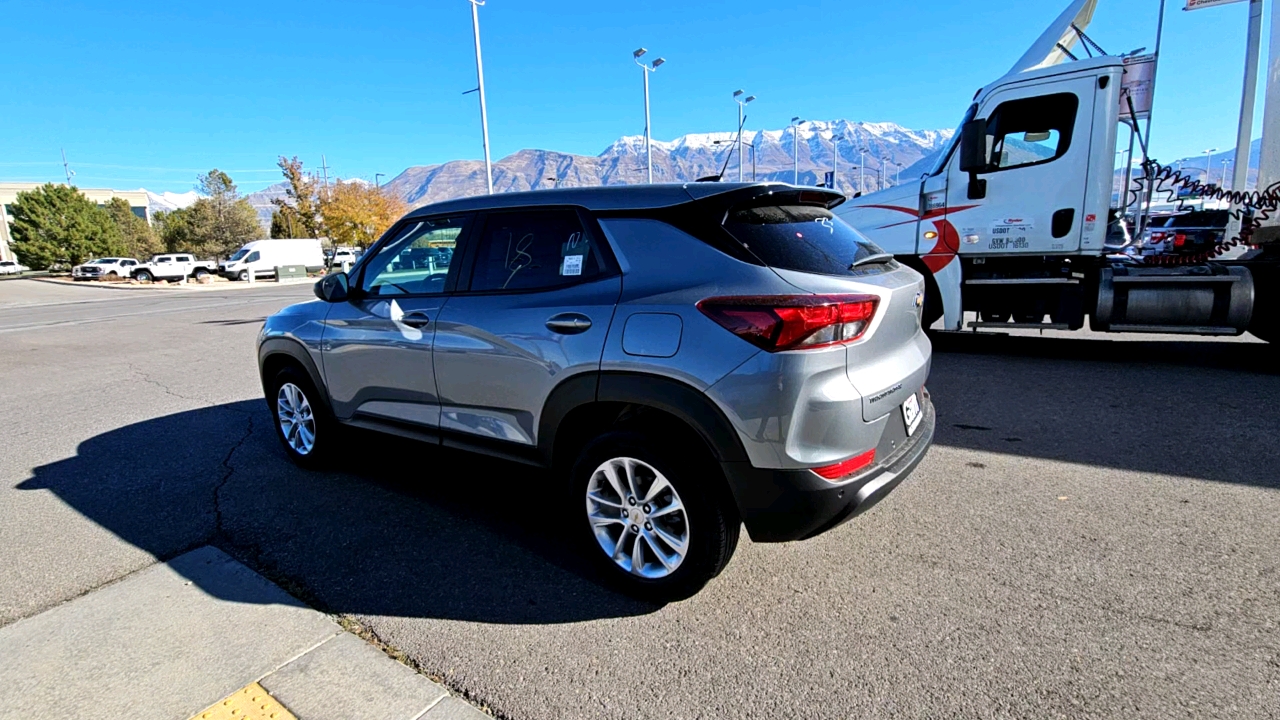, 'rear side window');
723,204,891,278
468,209,607,292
